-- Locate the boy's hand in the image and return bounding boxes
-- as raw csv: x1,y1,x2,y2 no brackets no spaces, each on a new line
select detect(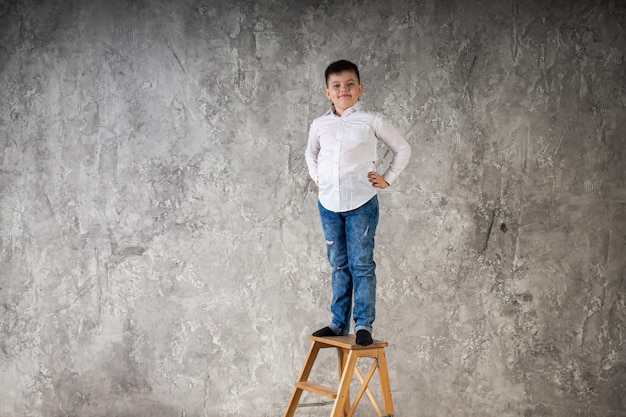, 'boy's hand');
368,171,389,189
